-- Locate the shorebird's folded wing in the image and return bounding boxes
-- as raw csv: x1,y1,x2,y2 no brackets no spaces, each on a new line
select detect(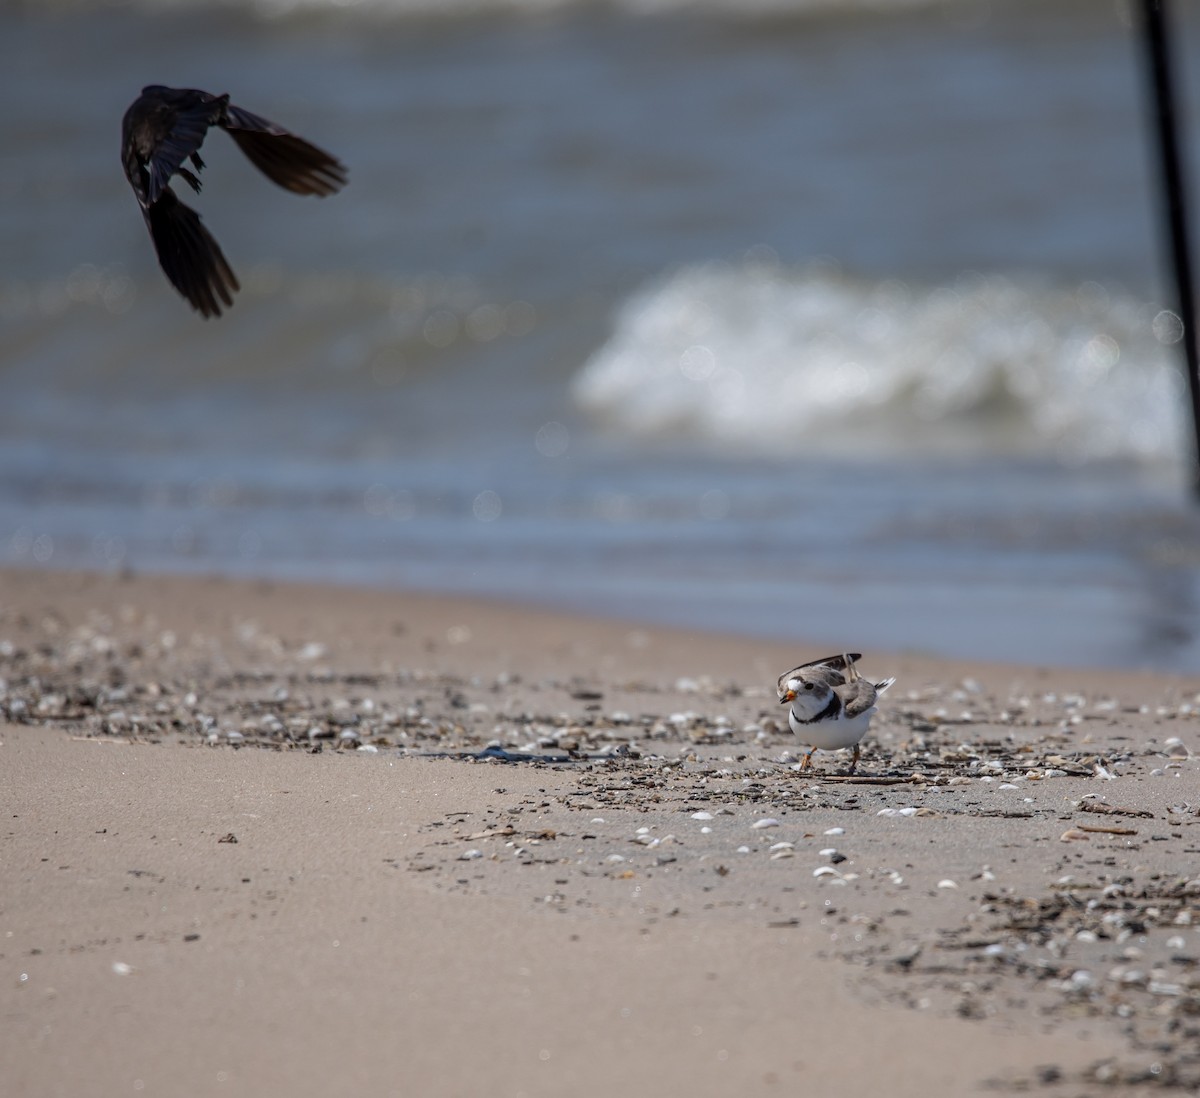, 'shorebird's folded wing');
836,678,878,719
